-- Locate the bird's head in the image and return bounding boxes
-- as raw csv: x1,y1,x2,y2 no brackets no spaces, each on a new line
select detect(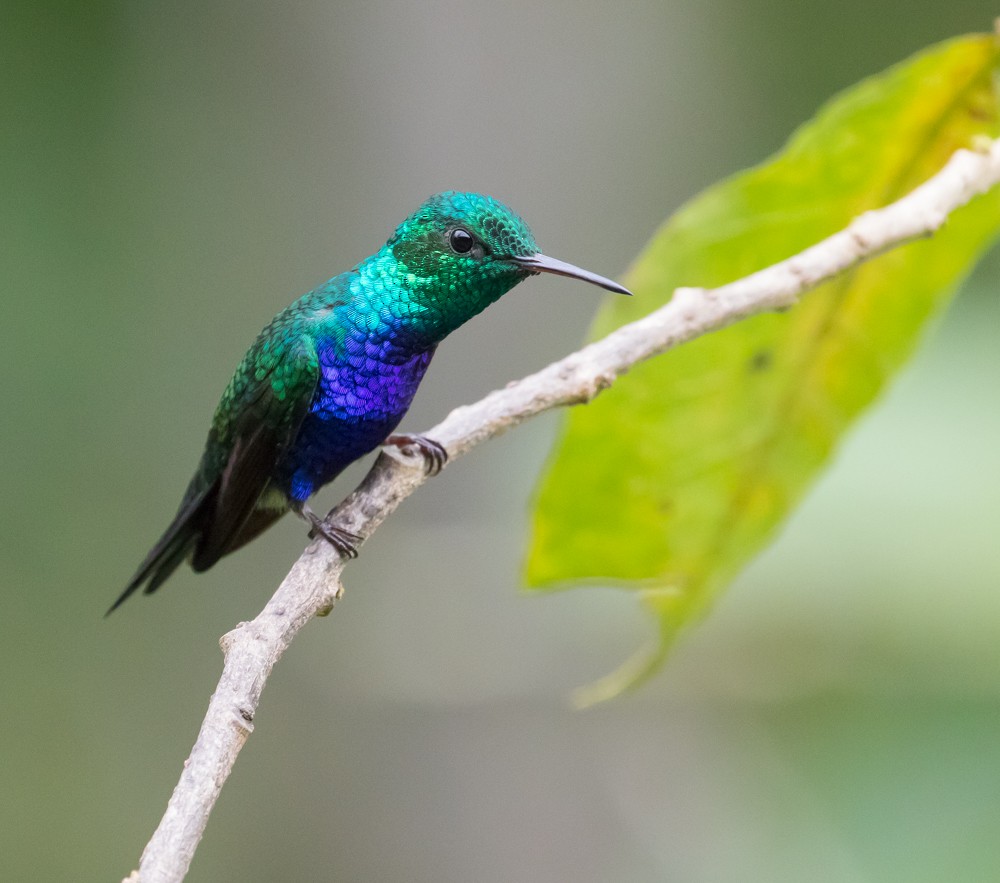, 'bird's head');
382,192,629,331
